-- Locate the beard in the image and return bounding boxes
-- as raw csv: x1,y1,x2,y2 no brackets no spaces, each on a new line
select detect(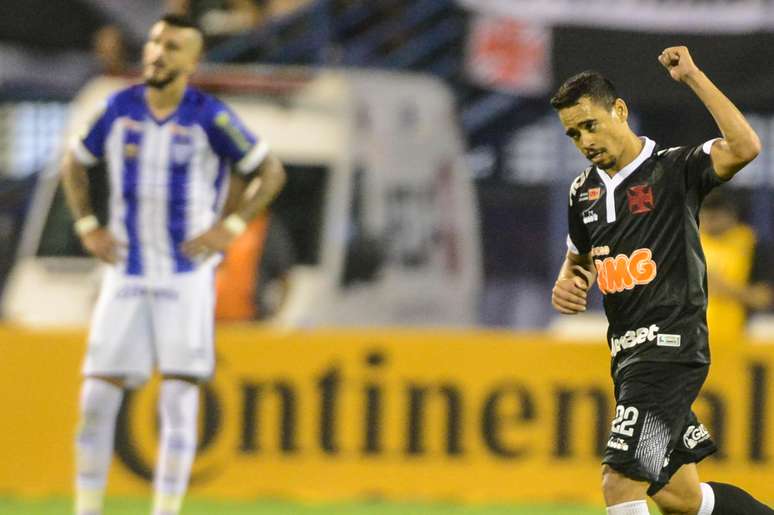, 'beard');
144,69,179,89
596,157,617,170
